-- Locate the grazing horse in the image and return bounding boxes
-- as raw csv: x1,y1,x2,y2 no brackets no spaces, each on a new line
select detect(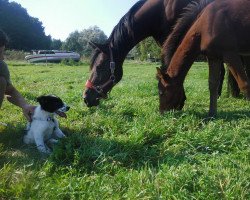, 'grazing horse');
83,0,225,107
157,0,250,117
